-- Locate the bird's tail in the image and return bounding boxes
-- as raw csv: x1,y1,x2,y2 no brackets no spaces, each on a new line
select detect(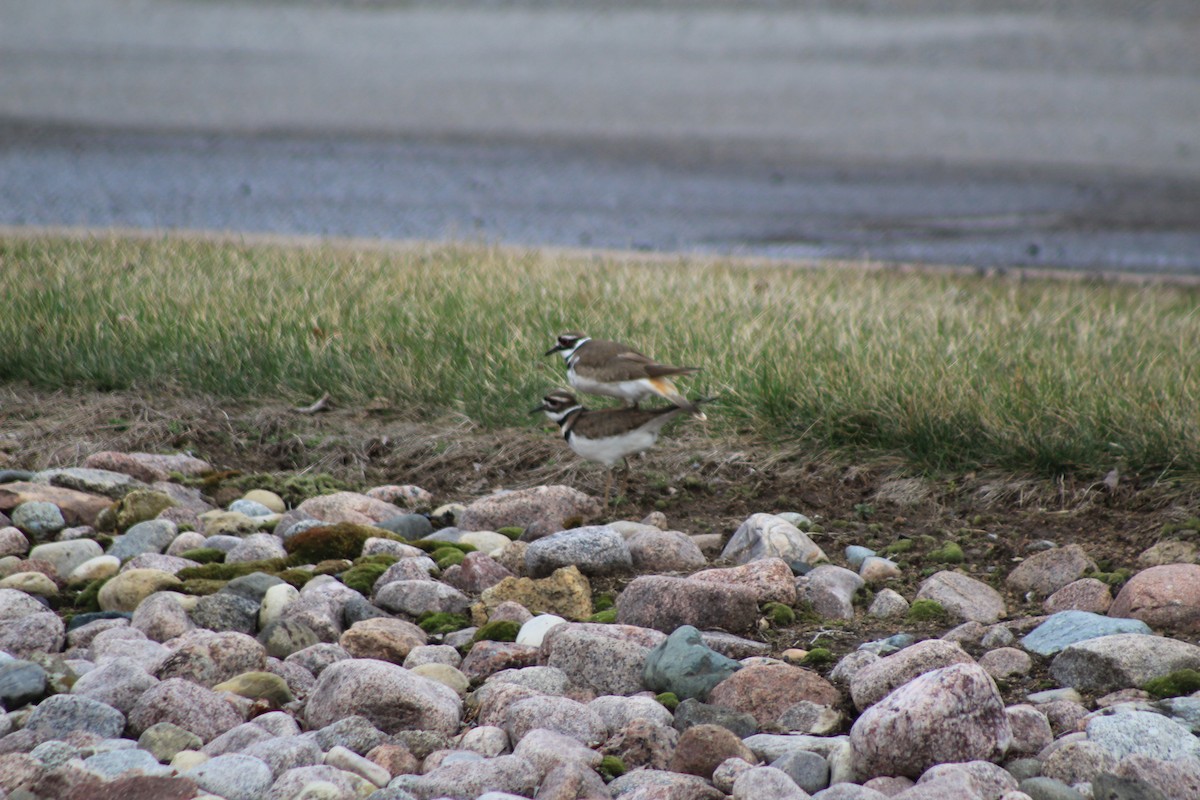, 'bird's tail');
649,377,710,419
